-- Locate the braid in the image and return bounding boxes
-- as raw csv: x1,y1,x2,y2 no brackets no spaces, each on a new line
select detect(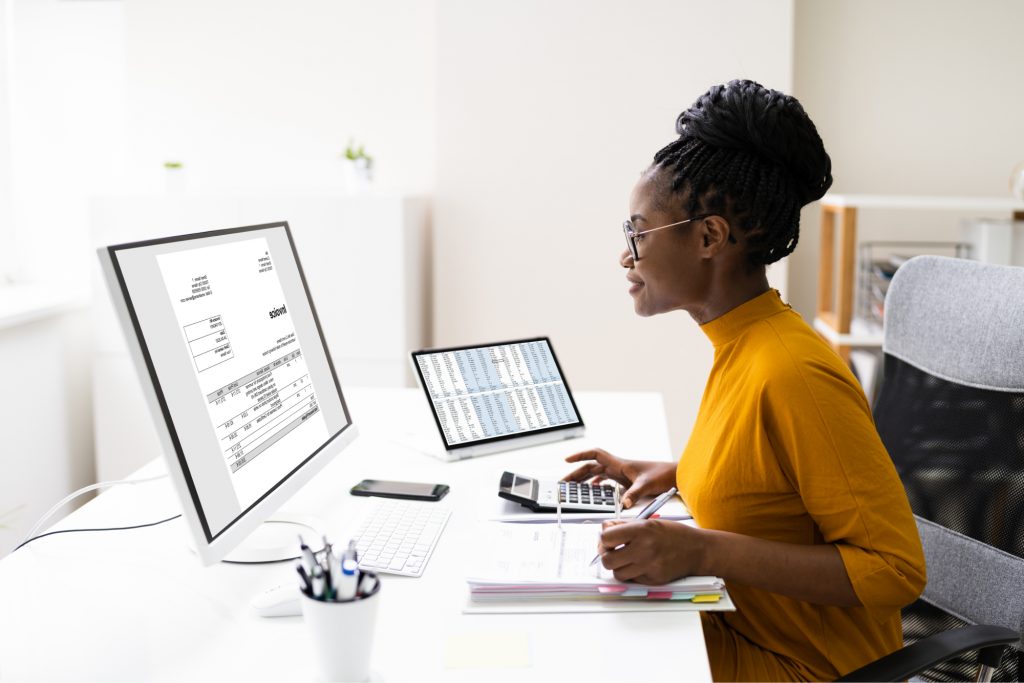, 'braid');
651,79,832,266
